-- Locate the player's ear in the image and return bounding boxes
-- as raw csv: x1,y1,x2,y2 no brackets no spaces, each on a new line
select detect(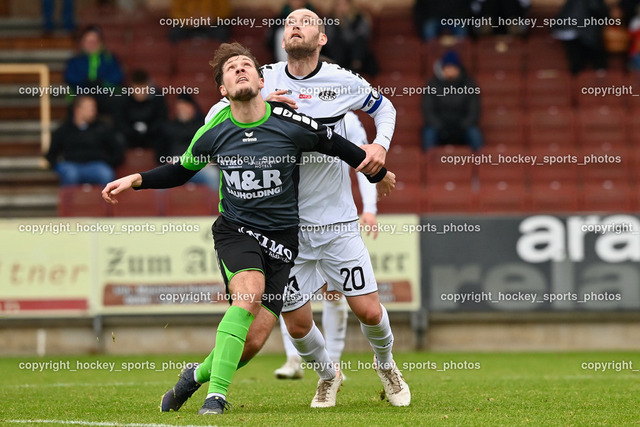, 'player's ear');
318,32,327,47
281,37,285,50
258,77,264,90
219,84,227,97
